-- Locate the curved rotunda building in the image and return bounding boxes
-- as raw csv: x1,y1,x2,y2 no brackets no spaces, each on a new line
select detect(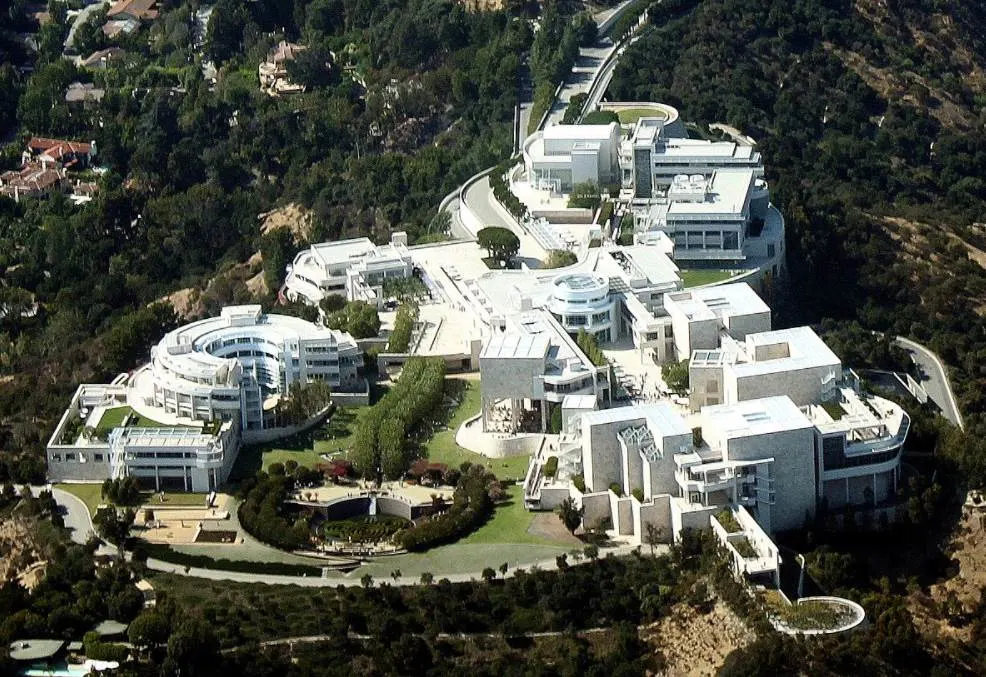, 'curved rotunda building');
133,305,363,431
